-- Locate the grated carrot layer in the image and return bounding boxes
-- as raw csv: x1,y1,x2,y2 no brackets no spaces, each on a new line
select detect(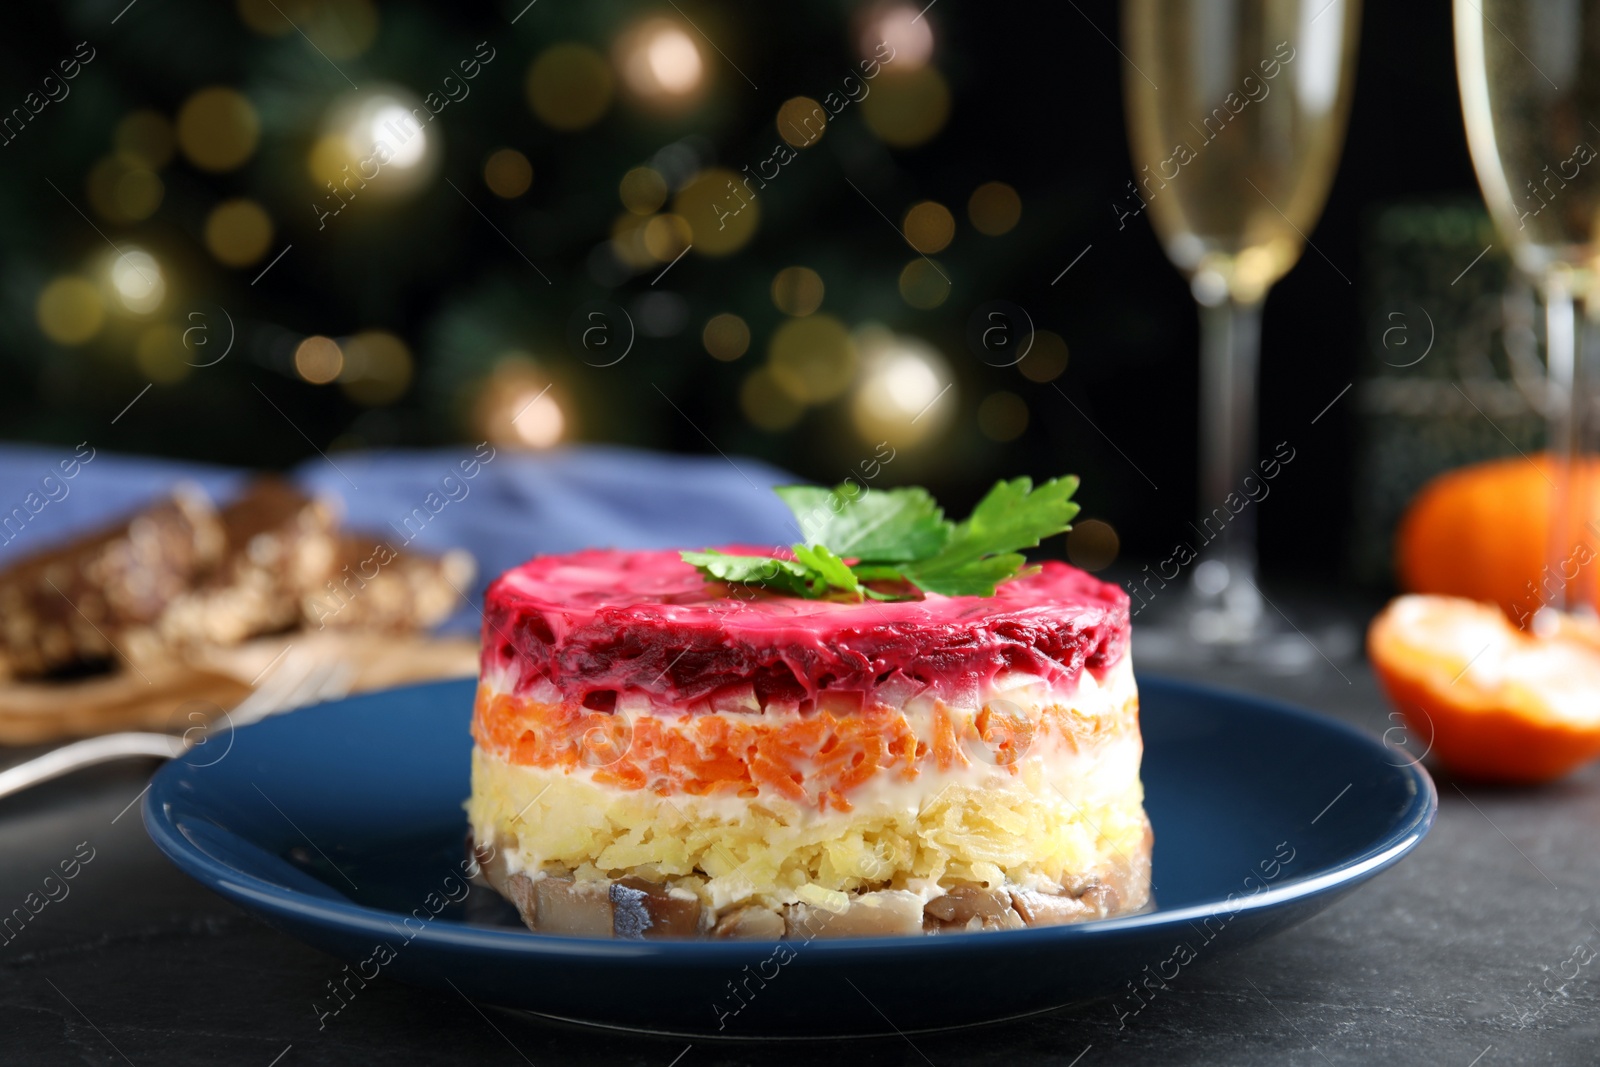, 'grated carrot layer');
472,684,1136,810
